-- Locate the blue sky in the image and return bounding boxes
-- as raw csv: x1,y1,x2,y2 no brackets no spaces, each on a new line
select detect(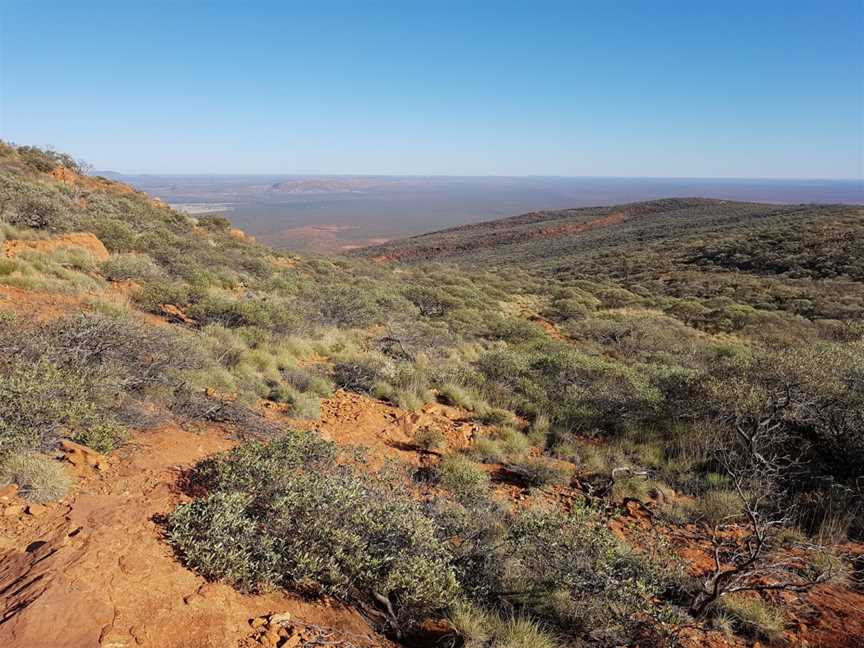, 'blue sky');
1,1,861,178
